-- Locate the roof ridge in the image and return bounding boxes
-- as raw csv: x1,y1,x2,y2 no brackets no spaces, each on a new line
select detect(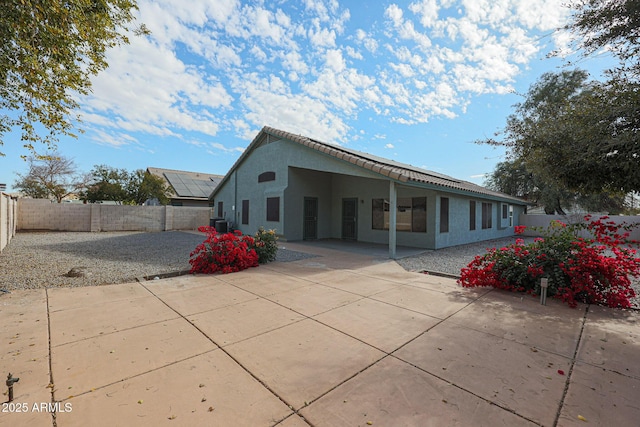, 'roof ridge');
147,166,223,177
261,126,523,203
